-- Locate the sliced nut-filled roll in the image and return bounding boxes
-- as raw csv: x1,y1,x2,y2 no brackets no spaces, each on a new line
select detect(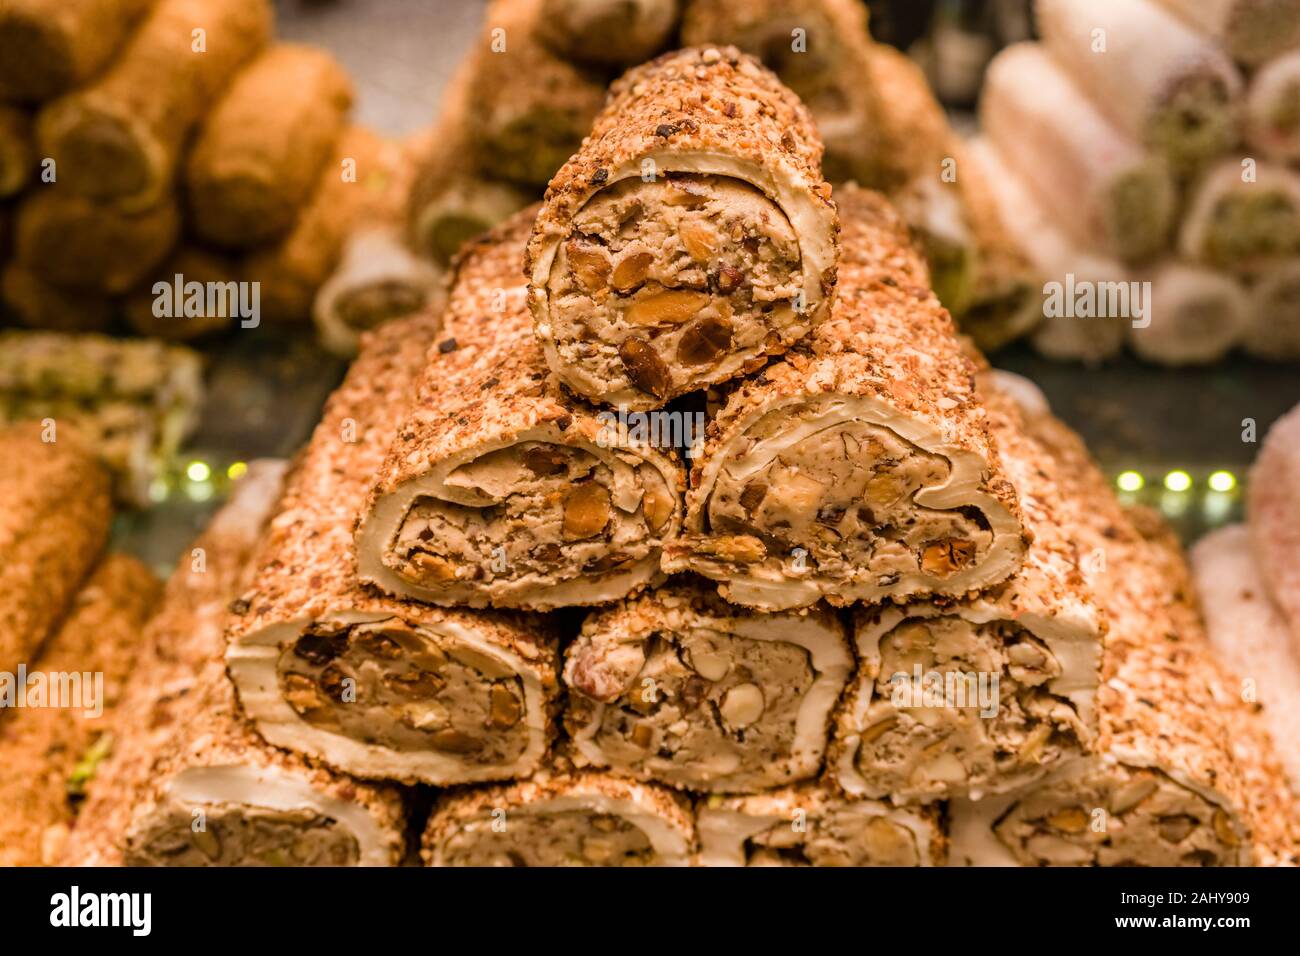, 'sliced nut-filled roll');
0,422,111,676
1127,261,1250,366
1245,51,1300,165
357,209,686,610
950,412,1299,868
662,187,1026,611
563,583,852,792
697,784,945,867
527,45,839,410
828,387,1104,803
229,313,560,784
422,770,695,866
1153,0,1300,68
